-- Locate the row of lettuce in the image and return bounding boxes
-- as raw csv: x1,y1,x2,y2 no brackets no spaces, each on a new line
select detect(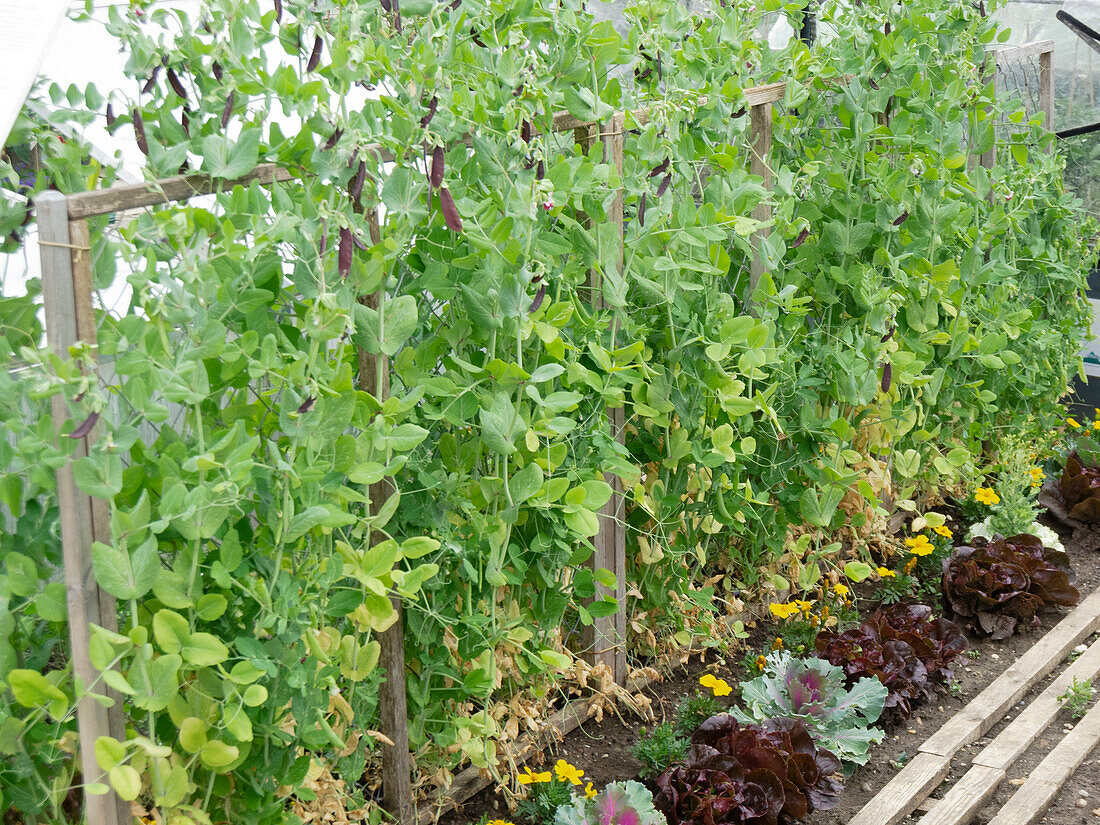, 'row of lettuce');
0,0,1096,821
509,432,1093,825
